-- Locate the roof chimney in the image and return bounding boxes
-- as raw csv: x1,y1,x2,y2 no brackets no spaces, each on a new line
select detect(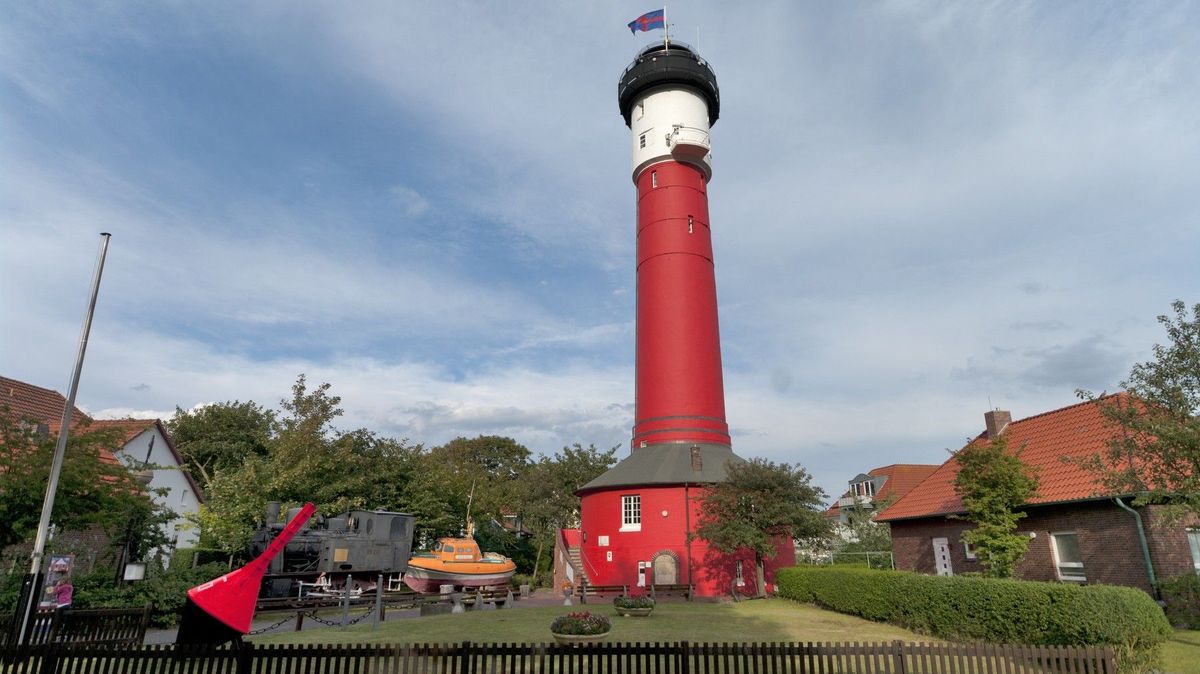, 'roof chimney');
984,409,1012,439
